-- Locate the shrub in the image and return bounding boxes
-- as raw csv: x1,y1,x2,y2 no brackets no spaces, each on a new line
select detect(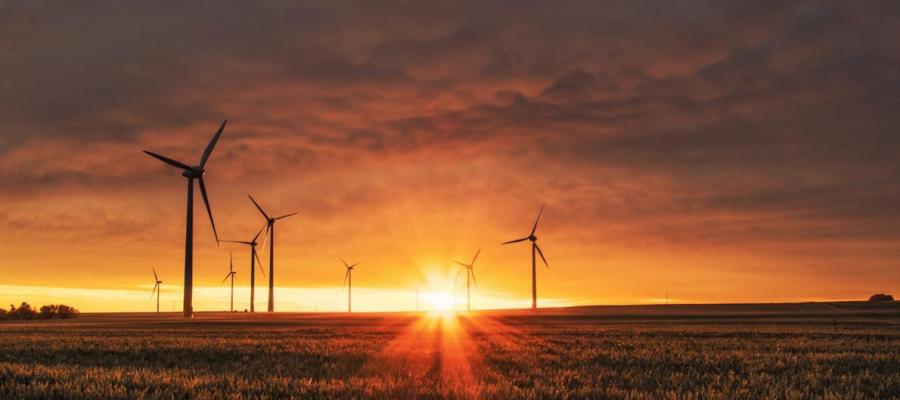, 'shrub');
10,302,37,320
39,305,59,319
2,302,79,320
868,293,894,302
56,304,80,319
